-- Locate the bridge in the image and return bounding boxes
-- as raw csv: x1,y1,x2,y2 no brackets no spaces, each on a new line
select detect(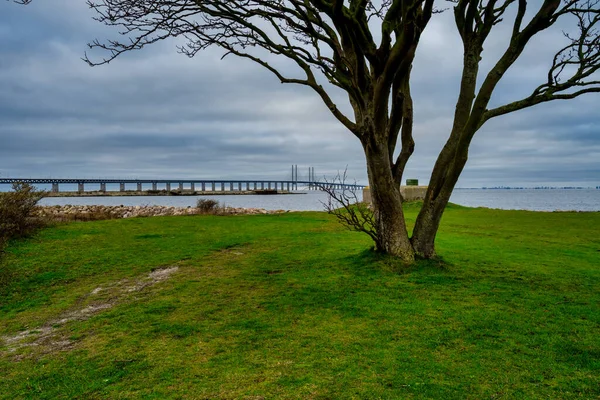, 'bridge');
0,178,365,195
